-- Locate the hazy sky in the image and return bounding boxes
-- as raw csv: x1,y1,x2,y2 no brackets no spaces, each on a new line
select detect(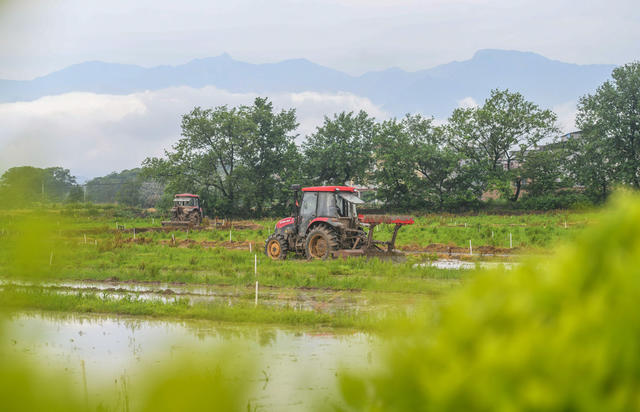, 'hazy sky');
0,0,637,178
1,0,639,79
